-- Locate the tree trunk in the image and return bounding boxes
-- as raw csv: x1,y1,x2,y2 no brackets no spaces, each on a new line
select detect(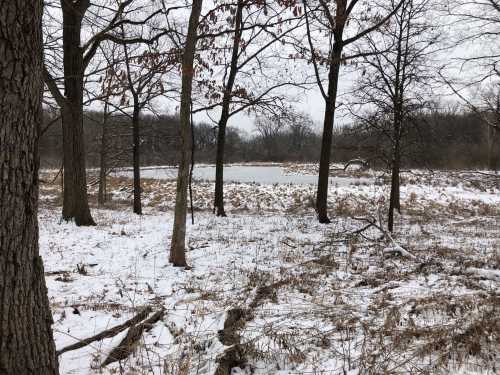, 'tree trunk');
388,117,402,233
214,0,244,217
170,0,203,267
316,46,342,224
0,1,59,373
98,102,109,206
388,143,401,232
61,0,95,226
132,104,142,215
214,112,228,217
